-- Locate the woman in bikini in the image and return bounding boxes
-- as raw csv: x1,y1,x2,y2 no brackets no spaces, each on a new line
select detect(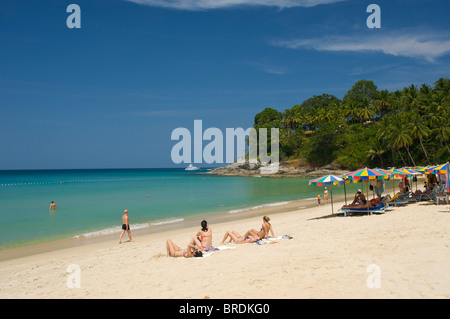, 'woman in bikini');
219,230,258,245
166,239,202,258
190,220,212,250
242,216,275,241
